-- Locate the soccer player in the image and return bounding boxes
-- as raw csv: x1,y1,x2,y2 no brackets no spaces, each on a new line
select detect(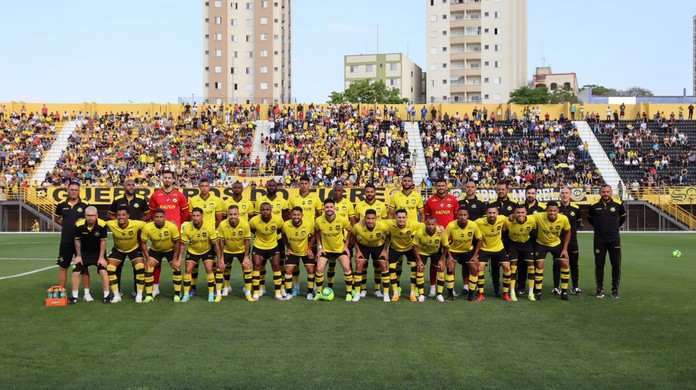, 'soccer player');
108,179,150,296
314,198,354,301
139,209,182,302
413,216,449,302
446,208,483,302
554,187,583,295
105,206,147,303
532,201,572,301
188,178,224,295
249,202,285,300
384,209,423,302
177,207,223,303
148,170,189,296
223,181,255,292
354,183,388,296
423,178,459,298
255,180,290,297
288,175,322,295
506,205,537,301
217,205,253,301
70,206,110,304
474,205,512,301
281,207,316,300
487,181,517,297
325,182,356,290
456,181,486,295
516,185,546,294
587,184,626,299
54,181,89,292
351,209,391,302
388,173,425,223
